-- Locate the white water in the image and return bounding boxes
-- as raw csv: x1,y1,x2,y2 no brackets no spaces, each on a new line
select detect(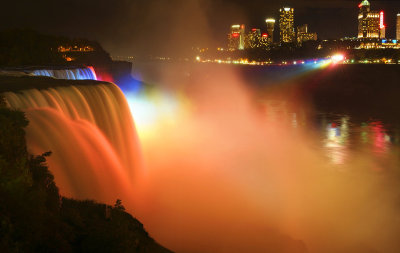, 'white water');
30,67,97,80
